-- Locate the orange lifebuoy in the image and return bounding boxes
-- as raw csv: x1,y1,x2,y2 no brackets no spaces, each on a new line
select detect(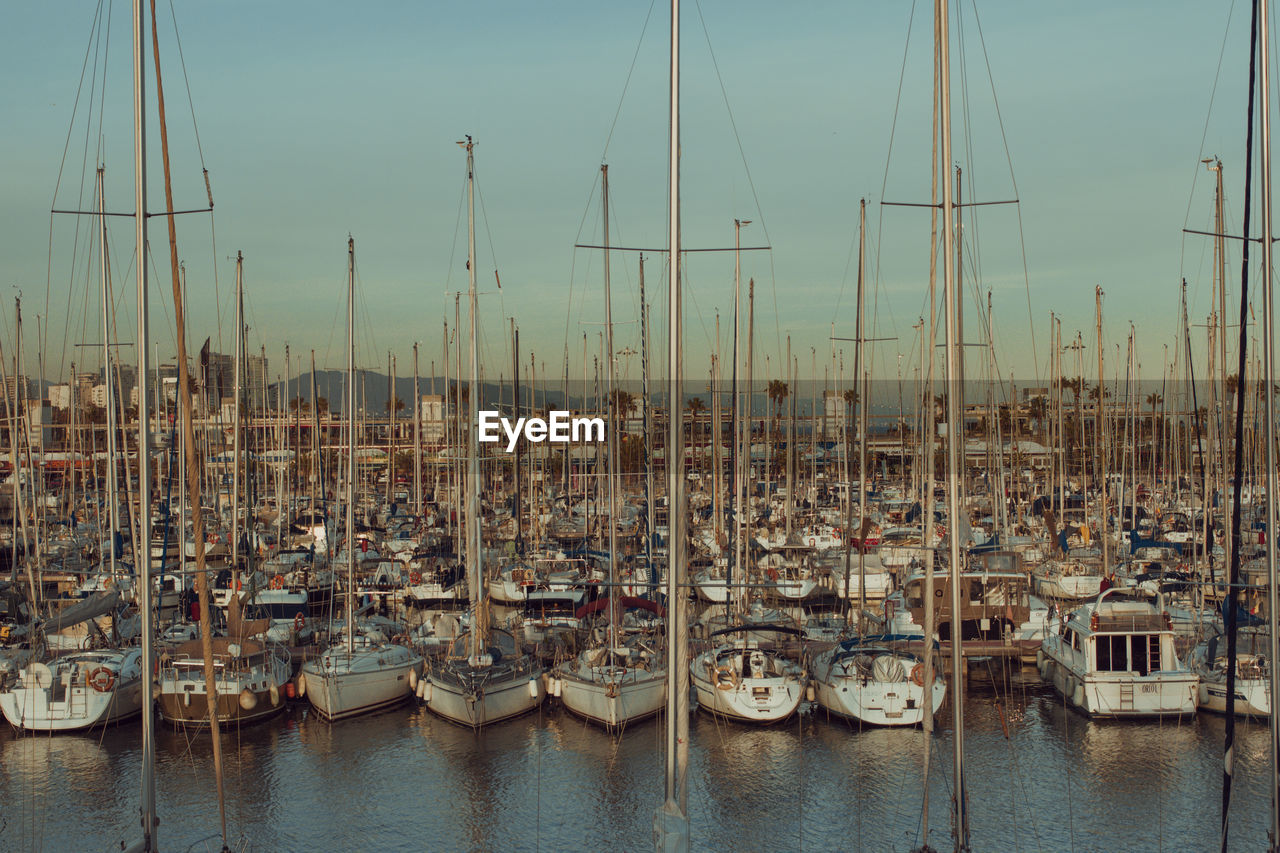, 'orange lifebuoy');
269,575,284,590
409,571,422,585
293,612,306,632
88,667,116,693
235,578,243,591
910,663,926,687
767,566,780,582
